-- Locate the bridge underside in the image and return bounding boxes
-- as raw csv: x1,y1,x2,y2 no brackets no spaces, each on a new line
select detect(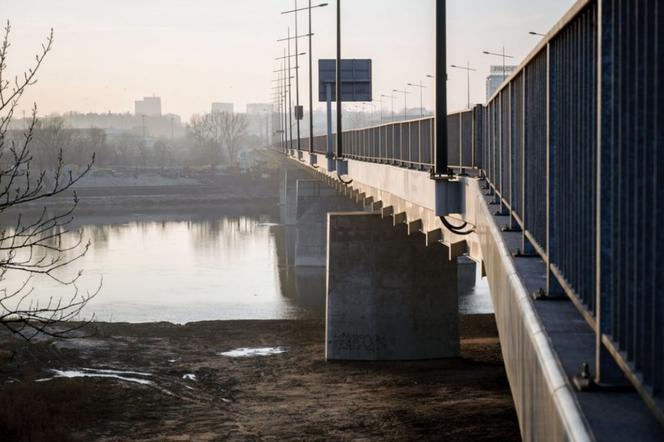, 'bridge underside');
278,150,663,442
